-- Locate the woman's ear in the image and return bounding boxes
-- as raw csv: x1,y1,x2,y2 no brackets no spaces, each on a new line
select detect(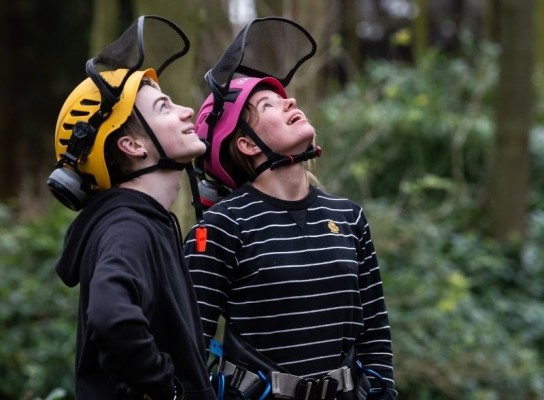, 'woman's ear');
236,136,261,156
117,136,148,159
